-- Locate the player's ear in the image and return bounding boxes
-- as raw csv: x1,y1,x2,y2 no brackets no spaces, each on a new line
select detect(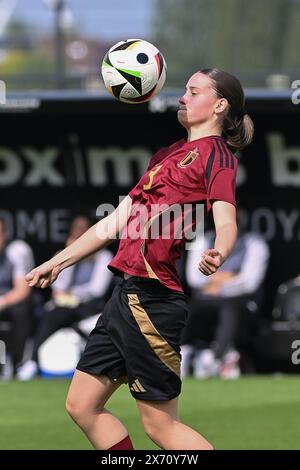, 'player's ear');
215,98,228,115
